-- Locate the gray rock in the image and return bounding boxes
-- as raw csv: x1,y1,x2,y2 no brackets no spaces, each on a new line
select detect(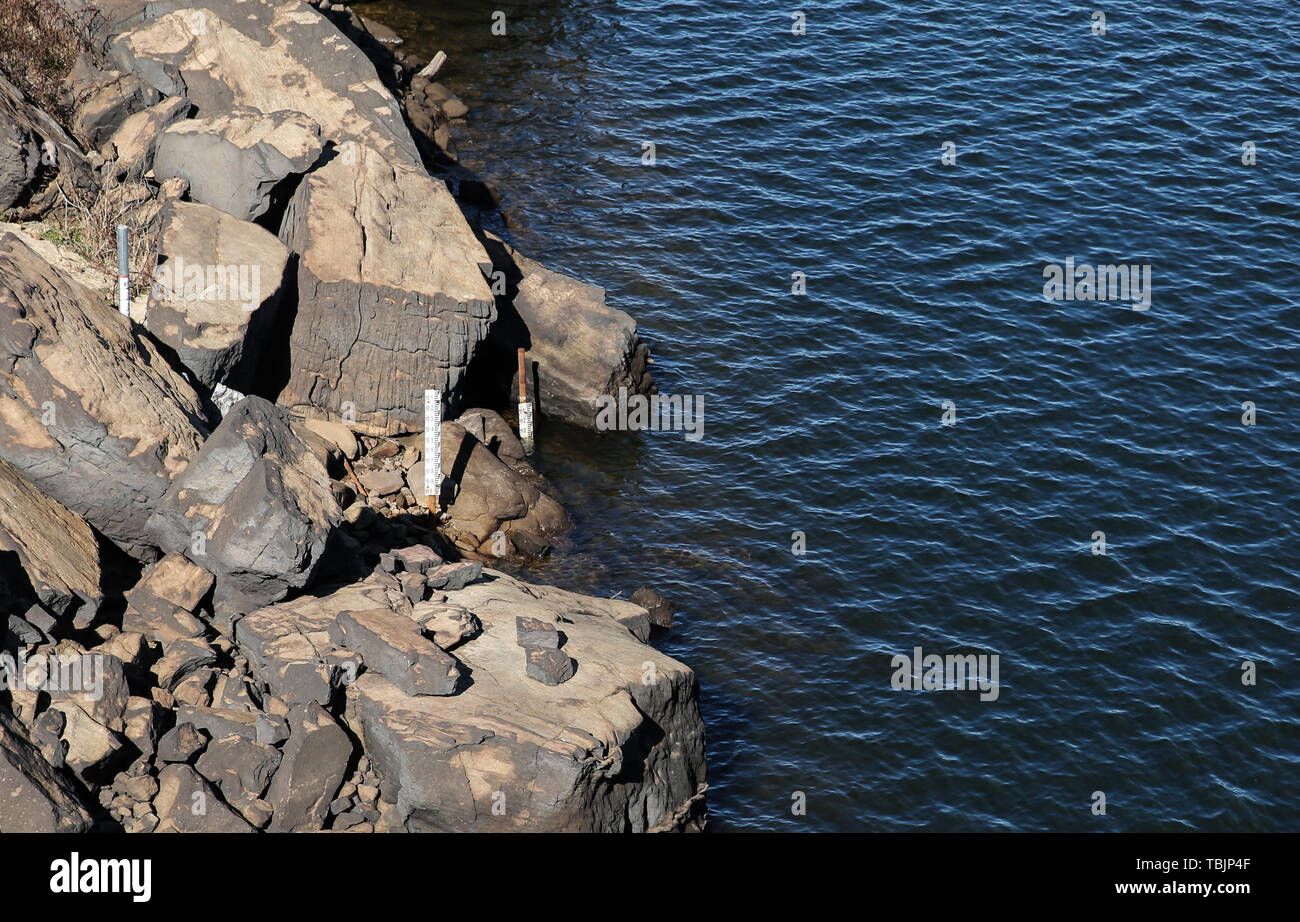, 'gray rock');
145,396,341,612
516,616,558,650
173,705,290,747
488,239,654,429
122,553,214,642
0,74,96,212
47,652,130,734
153,763,254,832
153,107,323,223
108,0,496,436
353,568,707,832
359,468,404,497
100,95,191,182
123,696,163,757
408,424,568,555
630,587,675,629
265,701,351,832
399,572,426,605
145,201,291,390
415,603,480,650
329,608,460,697
0,234,209,559
426,561,483,593
69,65,161,150
0,97,40,212
0,708,92,832
391,544,442,574
151,638,218,691
156,722,208,764
29,708,67,769
235,588,376,708
524,647,574,686
195,734,283,801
